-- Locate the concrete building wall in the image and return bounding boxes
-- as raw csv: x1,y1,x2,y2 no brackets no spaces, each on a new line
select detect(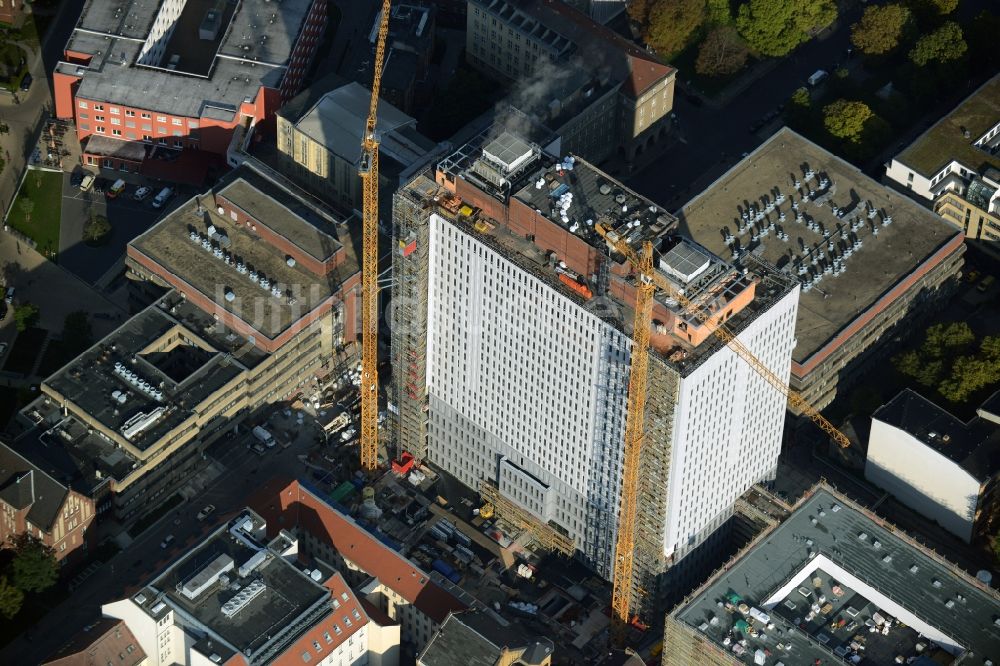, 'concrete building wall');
664,286,799,560
865,418,980,543
423,213,630,575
